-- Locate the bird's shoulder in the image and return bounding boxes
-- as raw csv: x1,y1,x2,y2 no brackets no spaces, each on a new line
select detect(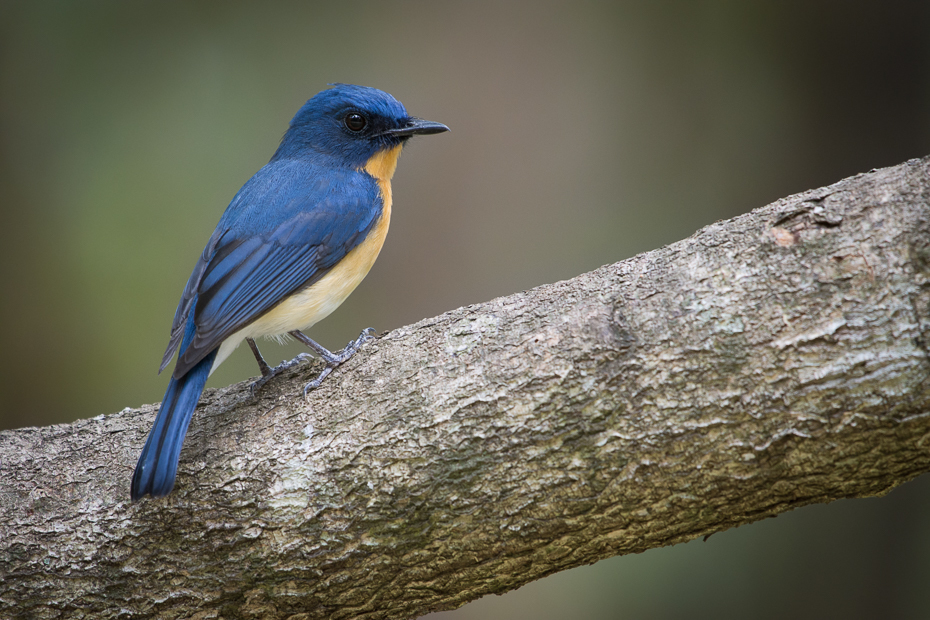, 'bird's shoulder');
218,158,381,237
